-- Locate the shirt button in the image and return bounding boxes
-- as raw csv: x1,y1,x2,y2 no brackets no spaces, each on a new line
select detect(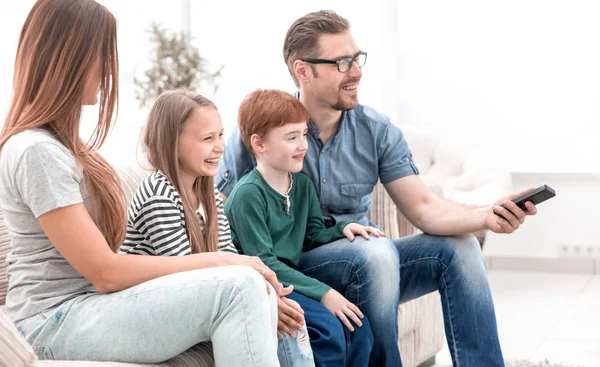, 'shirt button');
321,149,326,153
321,205,326,209
312,129,317,134
224,171,229,178
322,178,327,183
